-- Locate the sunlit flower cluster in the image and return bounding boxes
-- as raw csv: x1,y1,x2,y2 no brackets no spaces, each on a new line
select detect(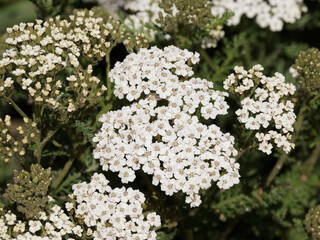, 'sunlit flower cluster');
0,116,37,163
94,46,240,207
0,205,82,240
69,173,161,239
0,9,125,114
224,65,296,154
211,0,307,31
